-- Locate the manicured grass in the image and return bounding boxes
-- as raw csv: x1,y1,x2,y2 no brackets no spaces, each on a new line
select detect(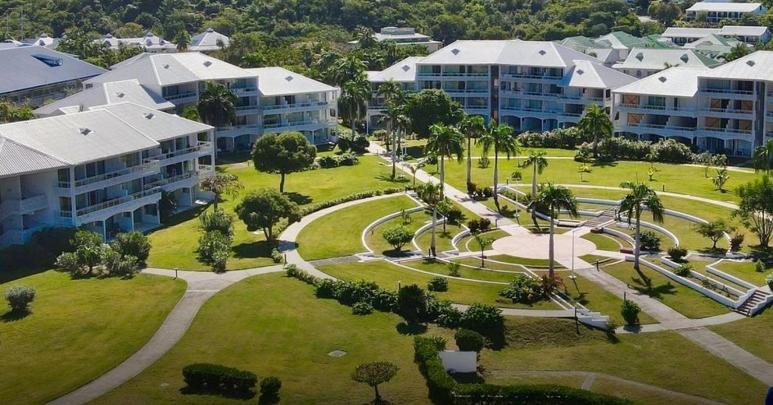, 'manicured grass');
609,223,675,252
365,209,427,256
402,258,520,283
453,256,528,272
94,273,433,404
457,229,509,252
147,155,408,271
579,254,617,266
713,260,772,287
561,274,657,325
319,260,560,310
486,254,566,270
602,261,729,319
710,310,773,363
581,232,622,252
482,317,767,405
298,195,417,260
0,271,185,403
